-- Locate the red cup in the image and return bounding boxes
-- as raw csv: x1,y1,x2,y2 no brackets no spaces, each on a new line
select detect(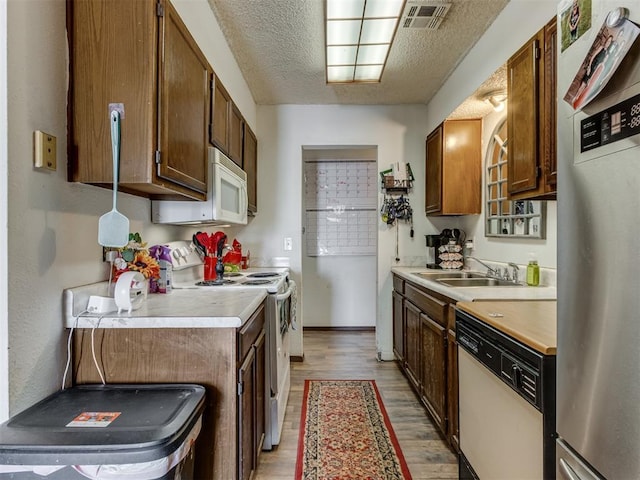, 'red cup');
204,256,216,281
